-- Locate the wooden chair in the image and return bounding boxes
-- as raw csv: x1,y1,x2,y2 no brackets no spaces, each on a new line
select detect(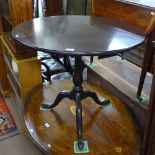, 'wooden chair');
140,41,155,155
92,0,155,98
